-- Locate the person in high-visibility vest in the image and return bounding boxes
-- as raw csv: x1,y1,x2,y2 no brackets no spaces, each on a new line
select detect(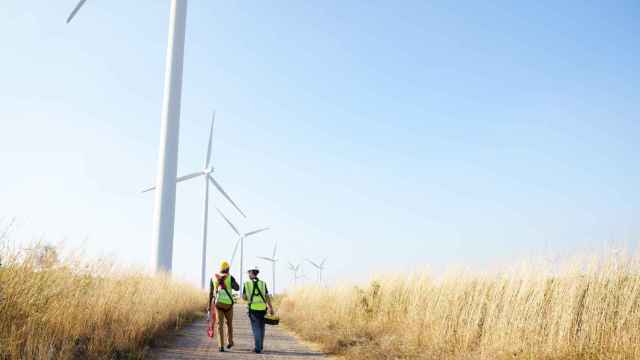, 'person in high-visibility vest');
242,266,274,354
209,260,240,352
